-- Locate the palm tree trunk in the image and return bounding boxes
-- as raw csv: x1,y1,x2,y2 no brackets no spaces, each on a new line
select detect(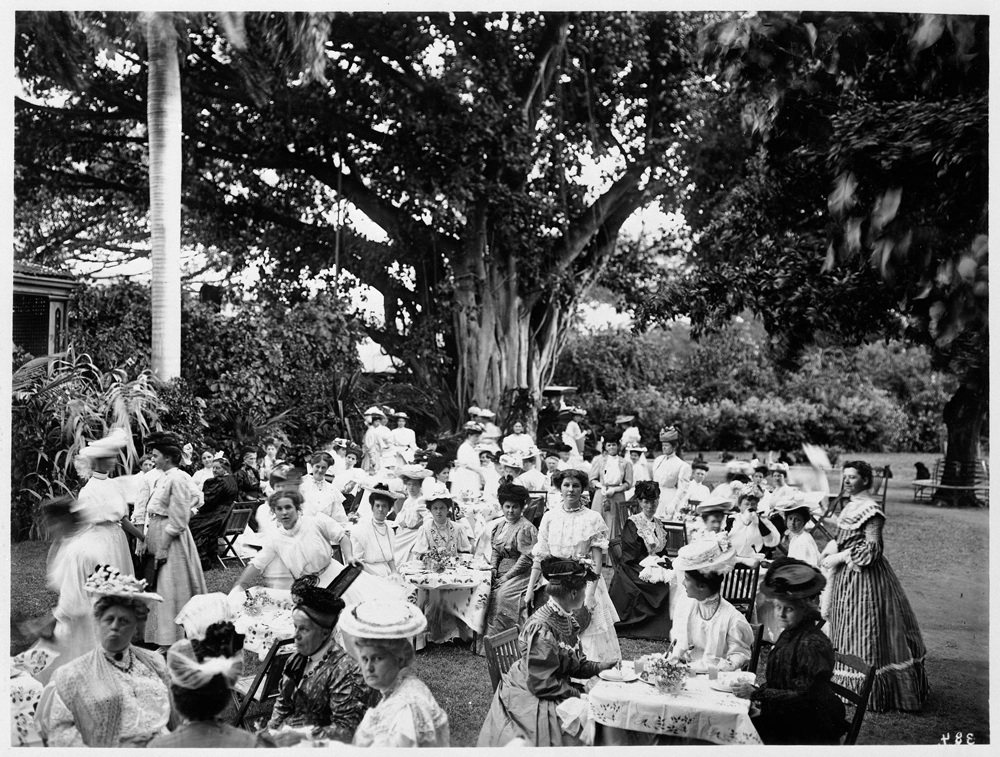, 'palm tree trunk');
146,12,182,380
